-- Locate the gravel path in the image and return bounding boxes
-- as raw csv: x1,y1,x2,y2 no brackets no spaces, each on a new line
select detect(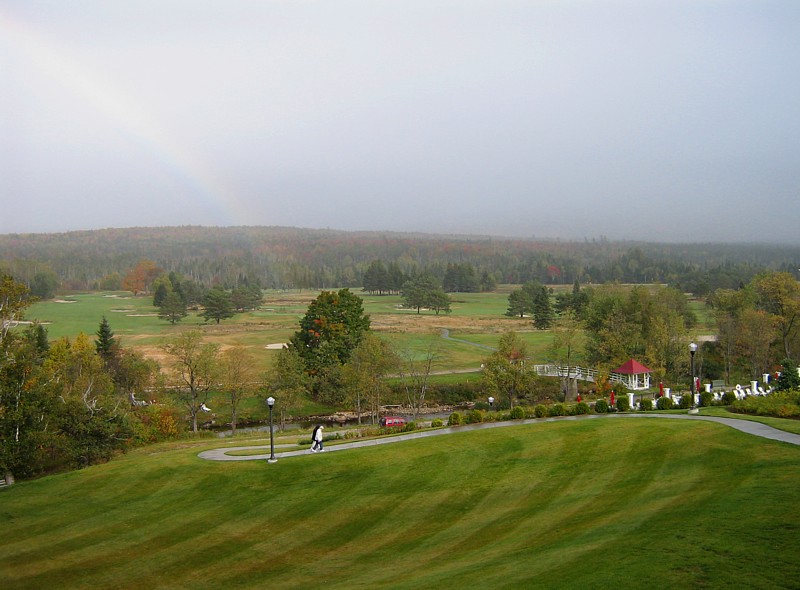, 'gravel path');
197,413,800,462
